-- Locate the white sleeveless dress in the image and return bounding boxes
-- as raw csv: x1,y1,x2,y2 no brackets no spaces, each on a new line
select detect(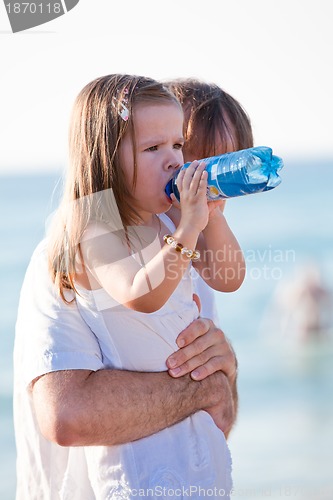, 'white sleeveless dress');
75,213,233,499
